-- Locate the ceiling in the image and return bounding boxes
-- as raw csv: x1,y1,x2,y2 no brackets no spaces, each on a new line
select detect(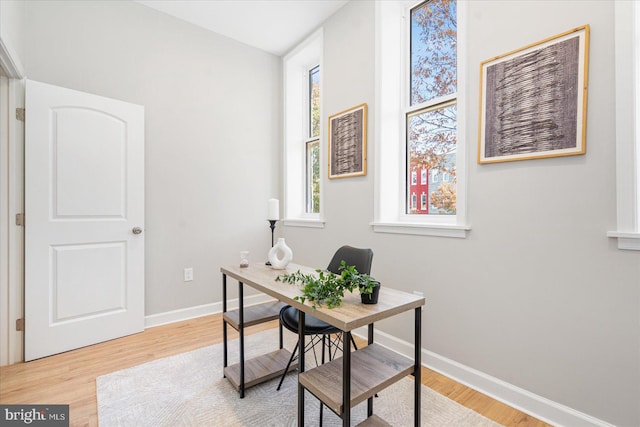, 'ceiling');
135,0,348,56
